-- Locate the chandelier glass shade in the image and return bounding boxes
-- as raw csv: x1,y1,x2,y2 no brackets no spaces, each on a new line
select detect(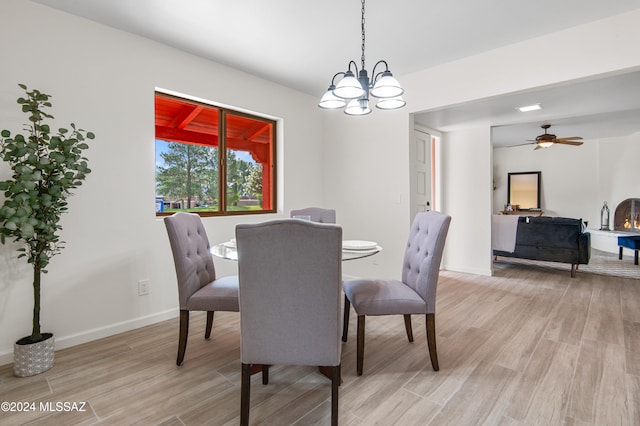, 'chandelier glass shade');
318,0,405,115
376,95,406,110
345,98,372,116
318,85,346,109
333,71,365,99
